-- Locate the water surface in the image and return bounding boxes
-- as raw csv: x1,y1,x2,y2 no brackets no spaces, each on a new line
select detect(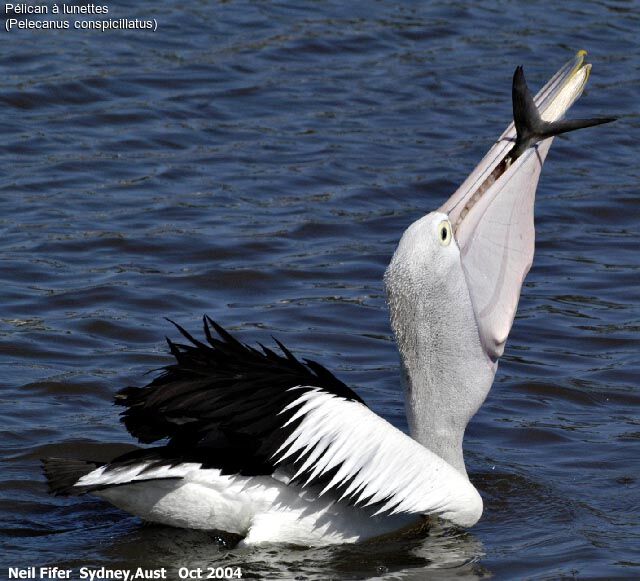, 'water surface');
1,1,639,579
